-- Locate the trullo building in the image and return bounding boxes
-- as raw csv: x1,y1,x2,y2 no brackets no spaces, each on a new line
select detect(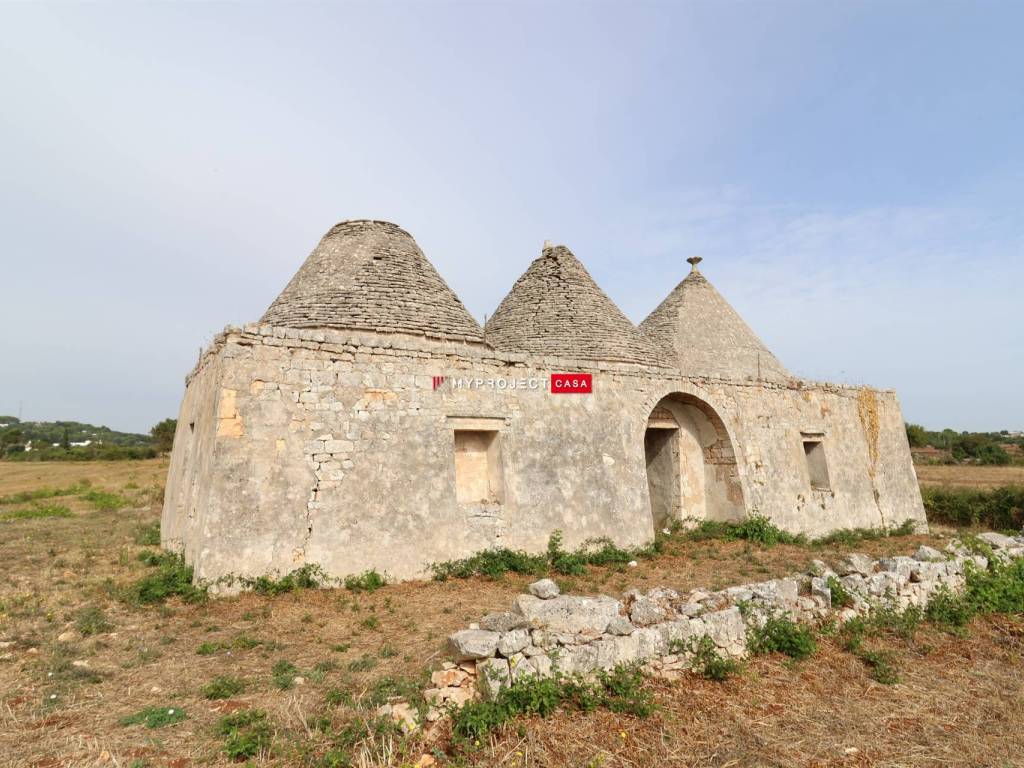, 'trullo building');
162,219,926,583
